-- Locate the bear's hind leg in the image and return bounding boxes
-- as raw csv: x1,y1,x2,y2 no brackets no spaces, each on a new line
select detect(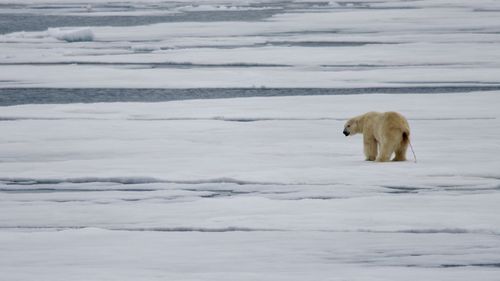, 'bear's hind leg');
363,137,377,161
376,140,396,162
393,140,408,161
